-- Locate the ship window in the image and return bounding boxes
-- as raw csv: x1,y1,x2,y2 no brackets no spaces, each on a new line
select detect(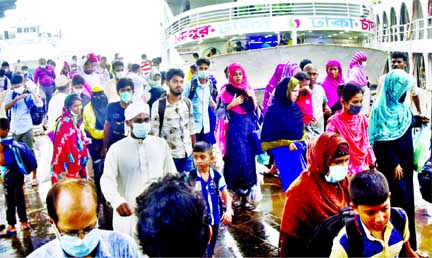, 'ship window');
30,27,36,32
17,27,22,33
24,27,29,33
